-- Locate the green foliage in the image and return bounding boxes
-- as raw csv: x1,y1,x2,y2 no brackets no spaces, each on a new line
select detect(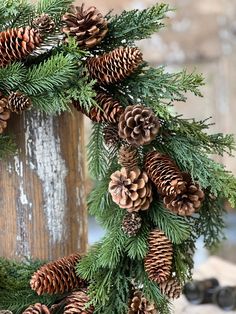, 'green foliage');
36,0,73,23
0,135,16,159
0,63,27,92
